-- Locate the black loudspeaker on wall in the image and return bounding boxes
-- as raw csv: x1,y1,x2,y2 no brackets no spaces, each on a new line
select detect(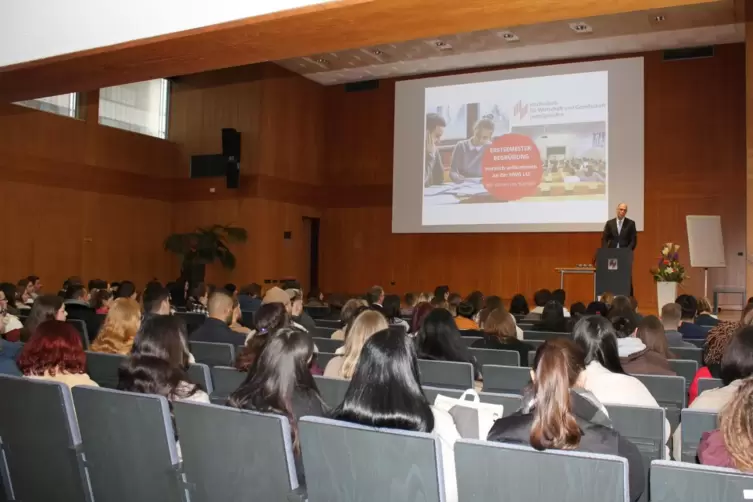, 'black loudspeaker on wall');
222,128,241,189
